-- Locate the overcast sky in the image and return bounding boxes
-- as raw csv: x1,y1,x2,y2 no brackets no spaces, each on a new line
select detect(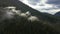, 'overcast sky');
19,0,60,15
